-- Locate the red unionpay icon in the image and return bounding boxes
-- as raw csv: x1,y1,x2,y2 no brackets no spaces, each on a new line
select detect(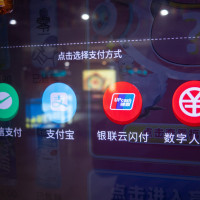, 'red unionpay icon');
103,82,142,125
172,81,200,127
